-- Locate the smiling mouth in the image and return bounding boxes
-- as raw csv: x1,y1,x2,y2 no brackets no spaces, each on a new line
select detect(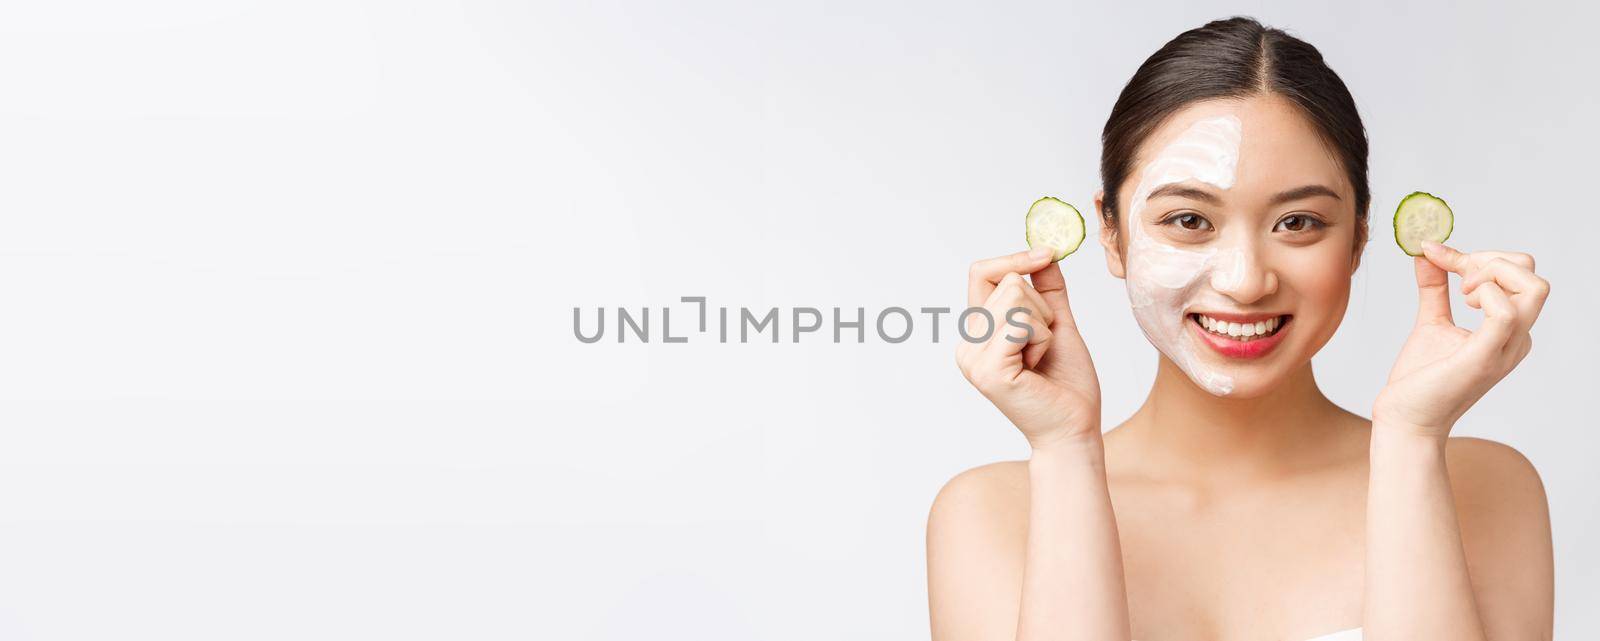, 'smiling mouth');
1188,313,1292,342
